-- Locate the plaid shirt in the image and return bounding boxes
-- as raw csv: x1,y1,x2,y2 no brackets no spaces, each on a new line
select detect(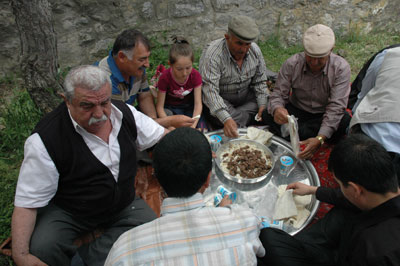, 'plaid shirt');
105,193,265,266
199,38,269,123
